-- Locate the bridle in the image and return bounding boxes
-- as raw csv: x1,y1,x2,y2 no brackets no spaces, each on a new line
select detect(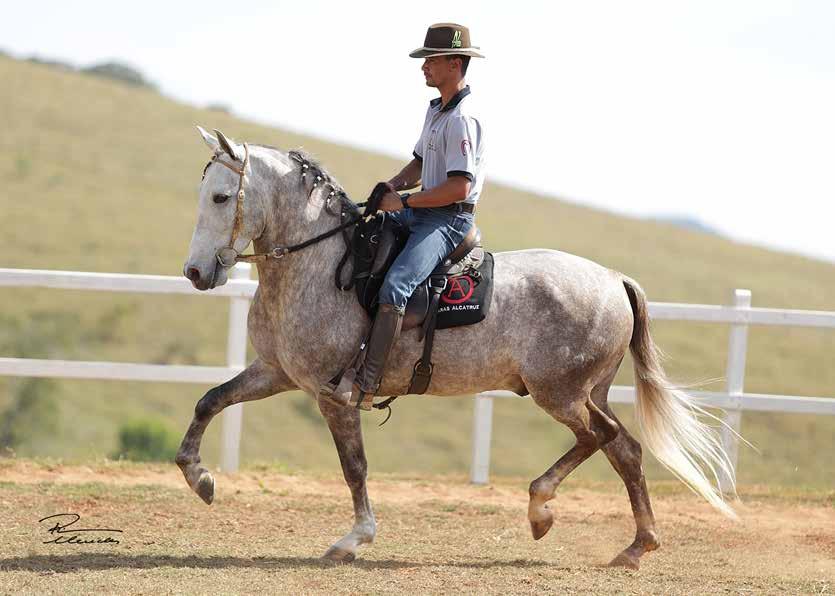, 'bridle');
208,142,252,268
206,145,364,269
